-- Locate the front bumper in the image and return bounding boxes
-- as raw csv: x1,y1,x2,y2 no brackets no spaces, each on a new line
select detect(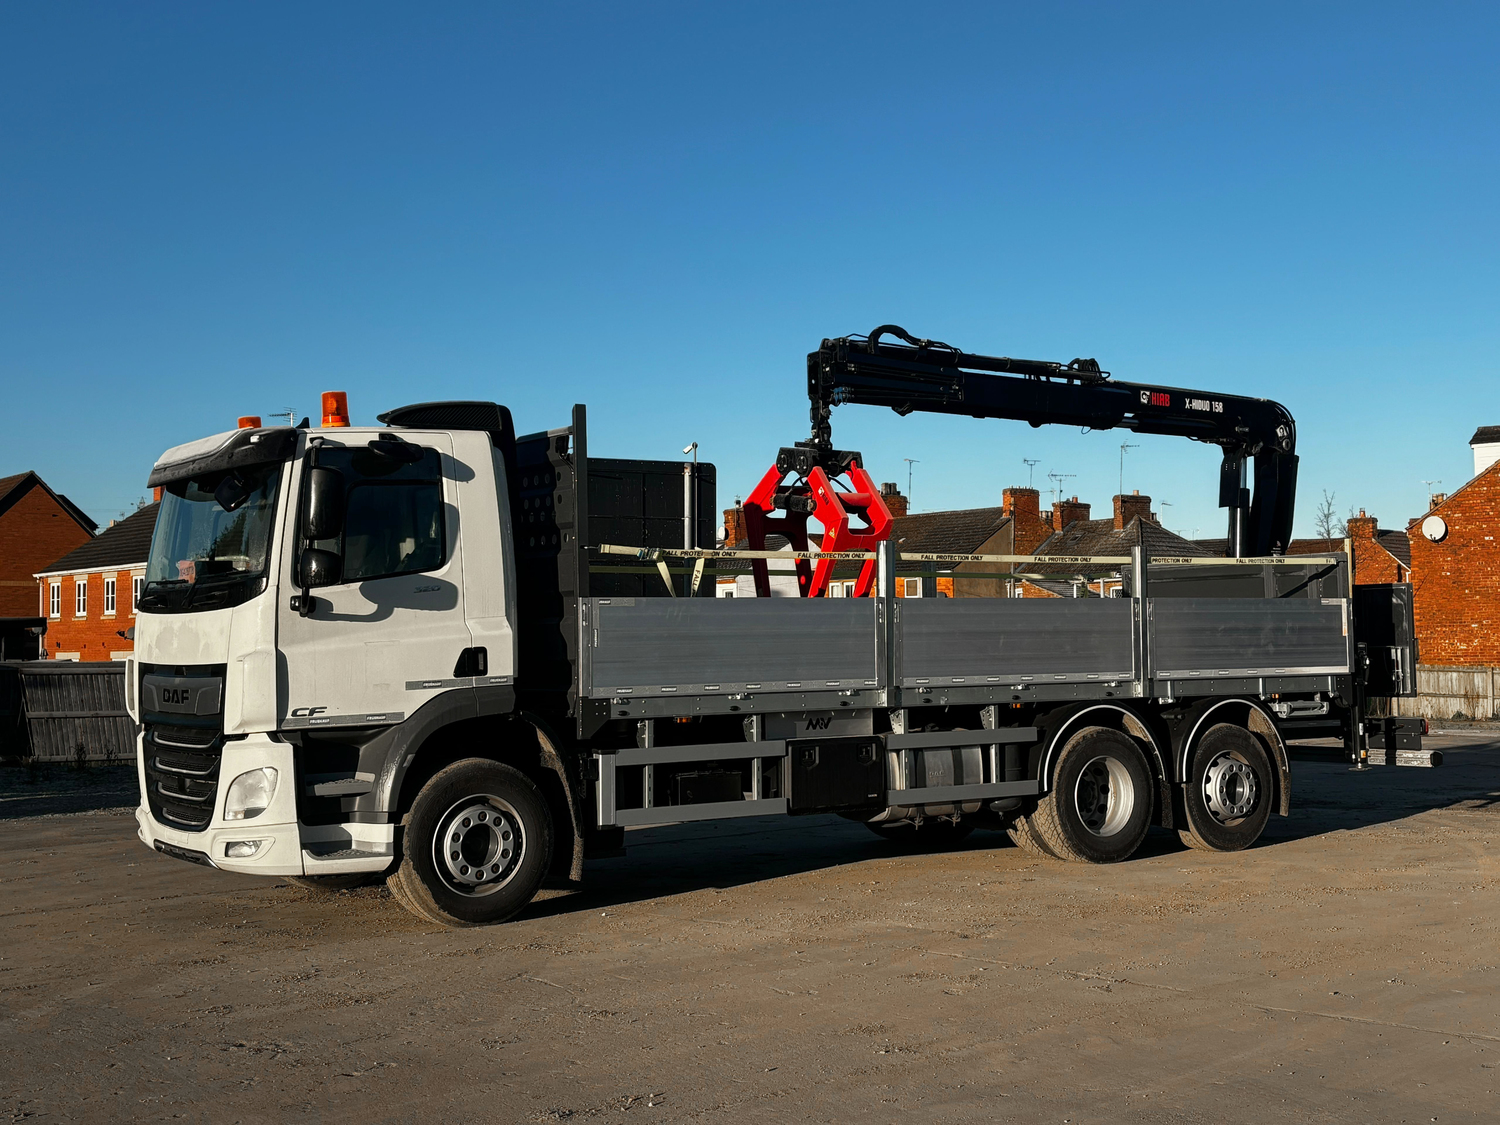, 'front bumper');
135,733,307,875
